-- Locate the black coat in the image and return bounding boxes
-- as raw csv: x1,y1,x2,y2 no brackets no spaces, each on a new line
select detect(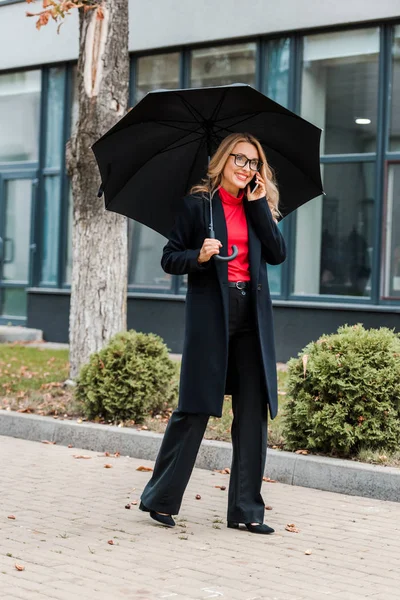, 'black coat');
161,191,287,420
